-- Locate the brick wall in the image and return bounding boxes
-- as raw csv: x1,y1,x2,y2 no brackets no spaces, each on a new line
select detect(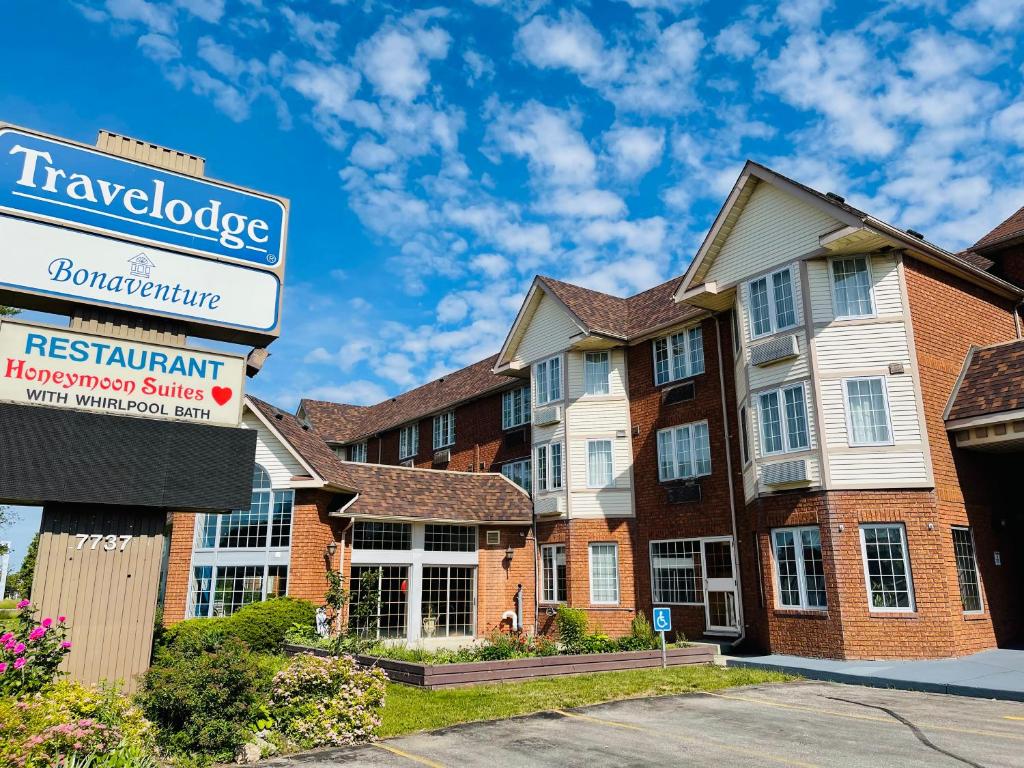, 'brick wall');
162,512,196,625
475,525,536,636
288,490,342,605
